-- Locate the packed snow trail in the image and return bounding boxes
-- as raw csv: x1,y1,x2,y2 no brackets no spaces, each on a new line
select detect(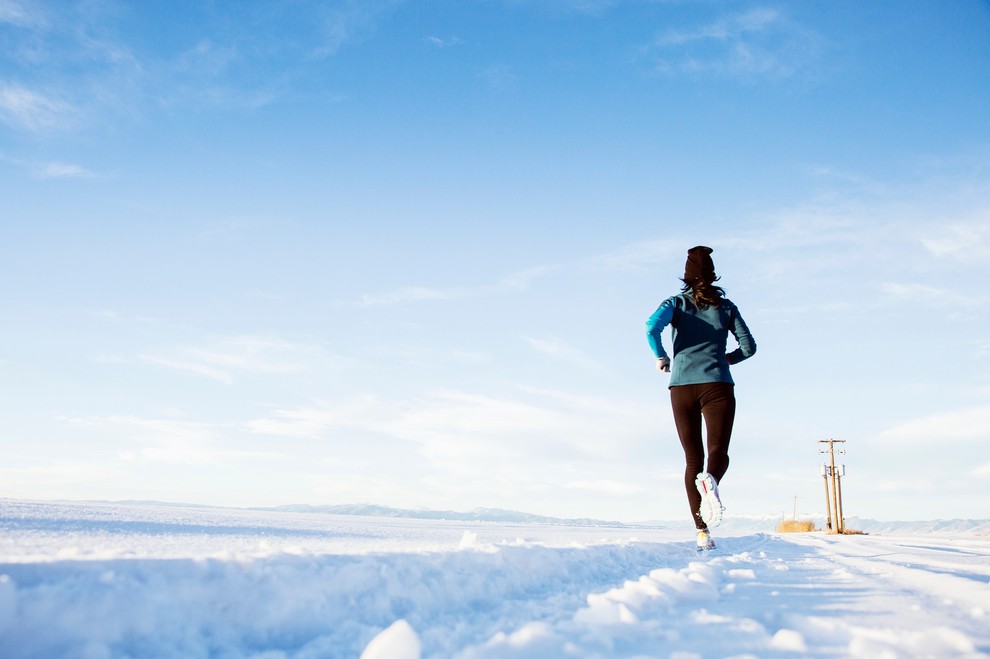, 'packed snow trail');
0,501,987,658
